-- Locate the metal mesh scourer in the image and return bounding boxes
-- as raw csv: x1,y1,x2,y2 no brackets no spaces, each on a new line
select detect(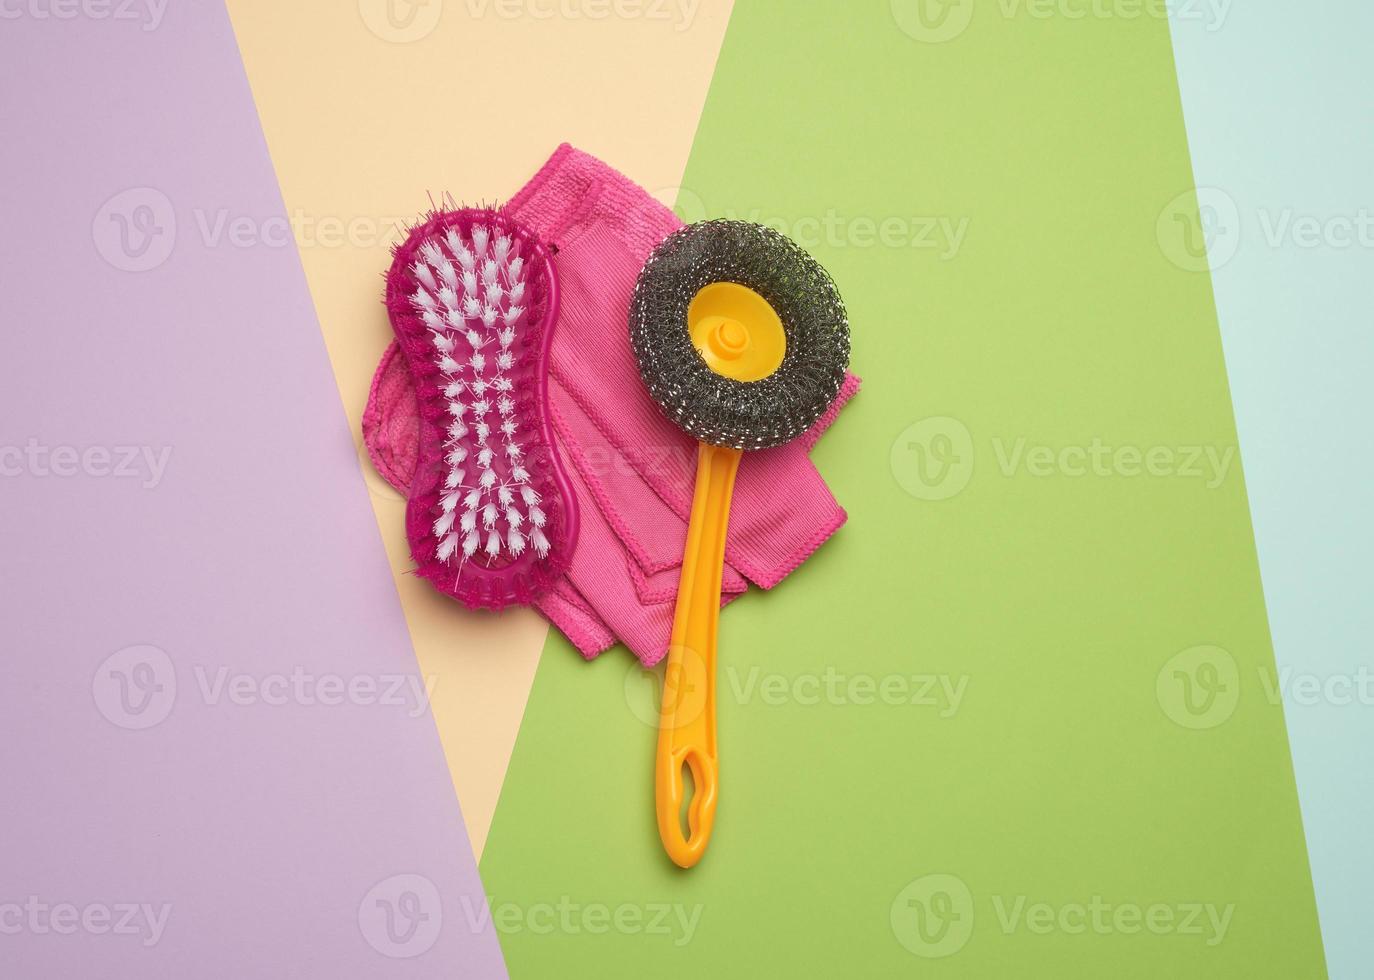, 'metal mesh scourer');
628,220,851,450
